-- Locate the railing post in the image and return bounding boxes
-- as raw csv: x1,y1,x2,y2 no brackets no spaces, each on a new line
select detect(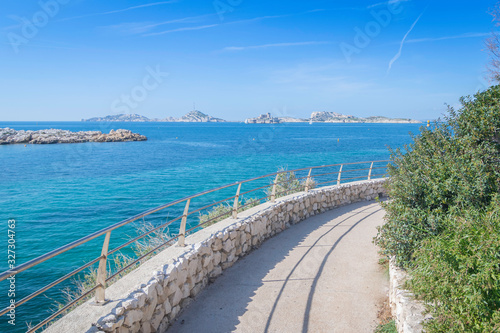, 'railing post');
271,174,279,202
232,183,242,219
94,231,111,305
178,198,191,247
304,168,312,192
337,165,343,186
368,162,374,180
